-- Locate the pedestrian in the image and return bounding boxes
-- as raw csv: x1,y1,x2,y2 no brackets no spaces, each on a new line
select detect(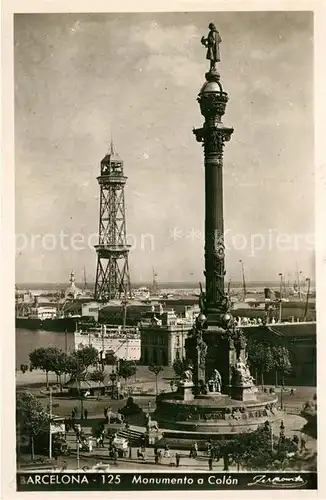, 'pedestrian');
99,434,104,448
104,407,108,418
208,457,213,471
300,436,307,452
88,436,93,453
164,444,170,459
84,409,88,420
60,461,68,472
71,409,75,419
175,452,180,467
292,435,299,446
